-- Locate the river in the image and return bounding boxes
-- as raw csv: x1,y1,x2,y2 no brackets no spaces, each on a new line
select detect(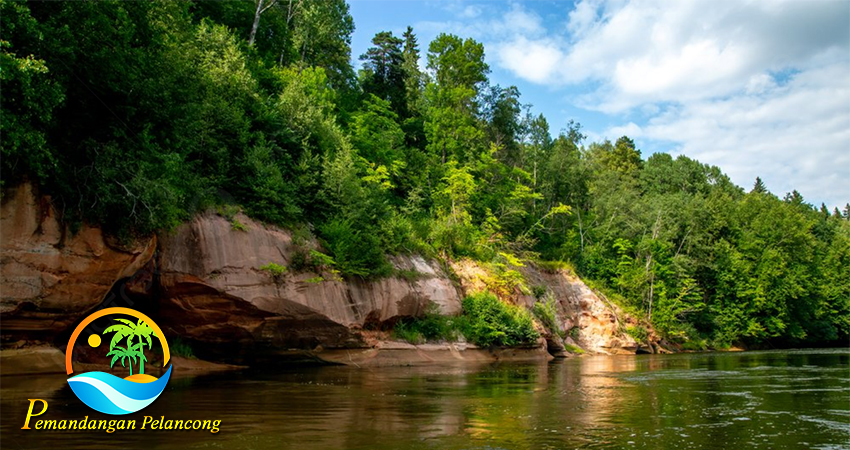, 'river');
2,348,848,449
